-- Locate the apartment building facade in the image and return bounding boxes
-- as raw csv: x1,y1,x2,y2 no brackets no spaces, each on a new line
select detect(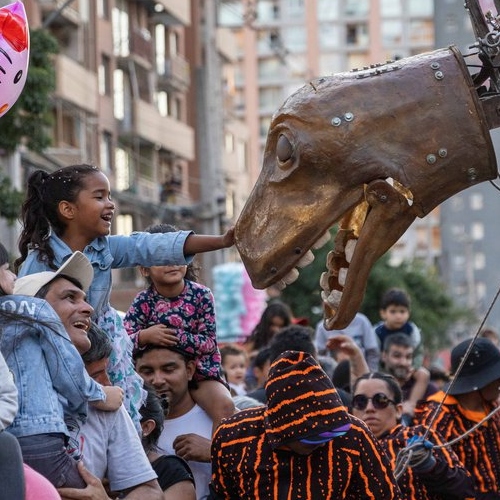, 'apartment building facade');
0,0,249,308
